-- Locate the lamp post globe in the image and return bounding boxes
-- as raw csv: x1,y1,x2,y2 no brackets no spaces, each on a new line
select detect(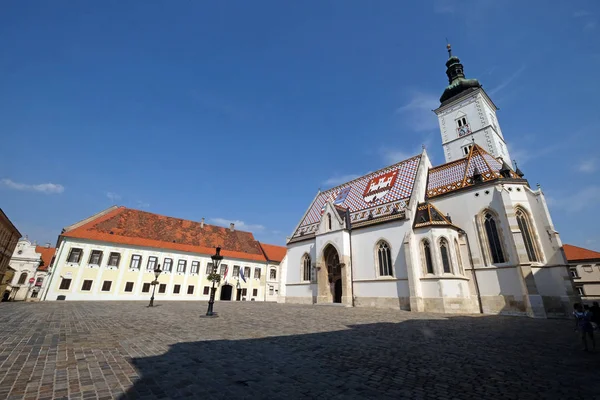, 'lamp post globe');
206,246,223,317
149,264,162,307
